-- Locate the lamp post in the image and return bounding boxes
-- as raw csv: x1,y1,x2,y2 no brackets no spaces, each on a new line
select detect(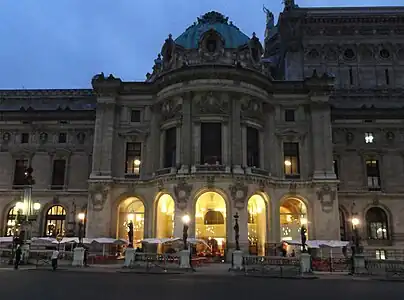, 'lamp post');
351,216,361,255
182,214,190,250
127,214,134,248
77,212,86,246
300,217,308,252
233,213,240,251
